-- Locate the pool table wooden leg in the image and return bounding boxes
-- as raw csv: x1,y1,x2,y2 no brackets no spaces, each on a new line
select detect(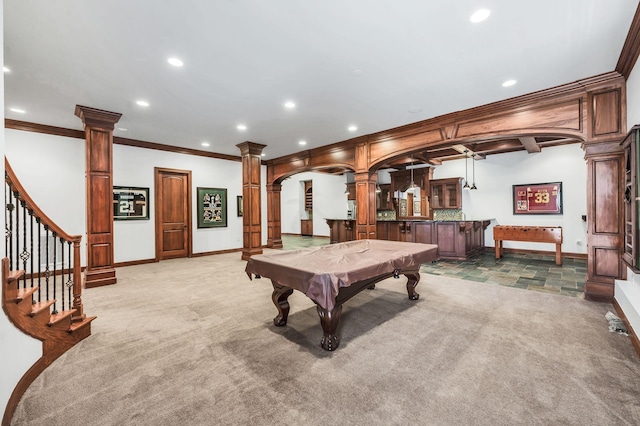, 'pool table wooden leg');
404,272,420,300
271,282,294,326
317,304,343,351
